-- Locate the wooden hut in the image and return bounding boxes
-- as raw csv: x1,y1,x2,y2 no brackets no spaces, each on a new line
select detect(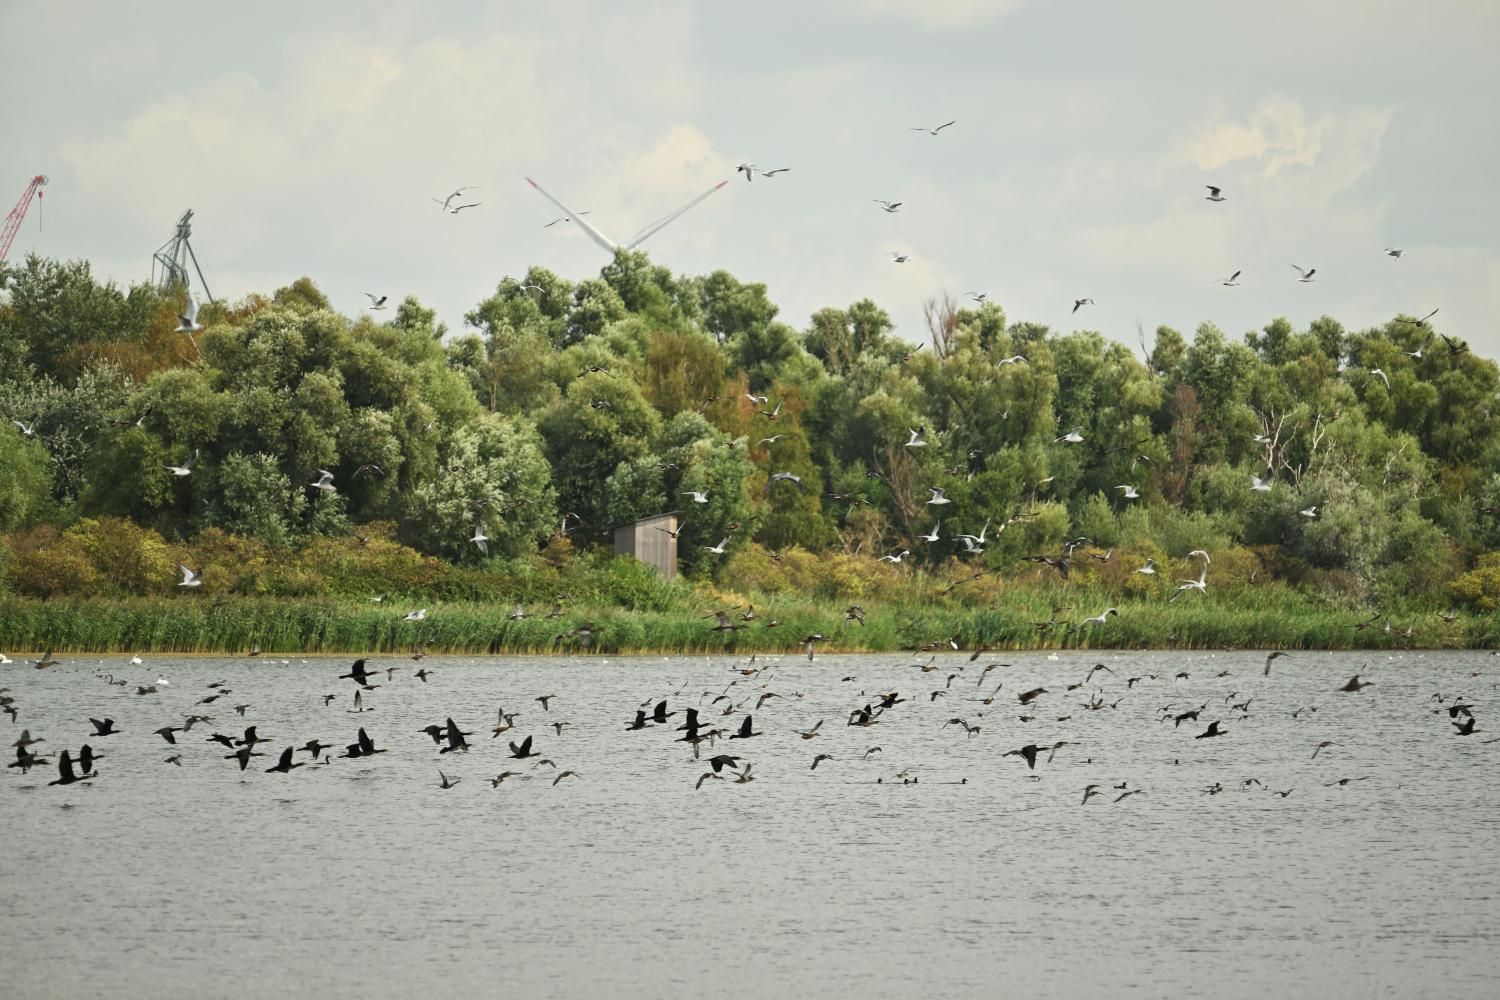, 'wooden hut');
613,512,679,580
